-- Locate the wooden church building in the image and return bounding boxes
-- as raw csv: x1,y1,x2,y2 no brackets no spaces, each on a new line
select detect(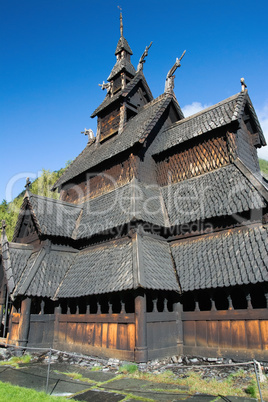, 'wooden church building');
1,15,268,362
